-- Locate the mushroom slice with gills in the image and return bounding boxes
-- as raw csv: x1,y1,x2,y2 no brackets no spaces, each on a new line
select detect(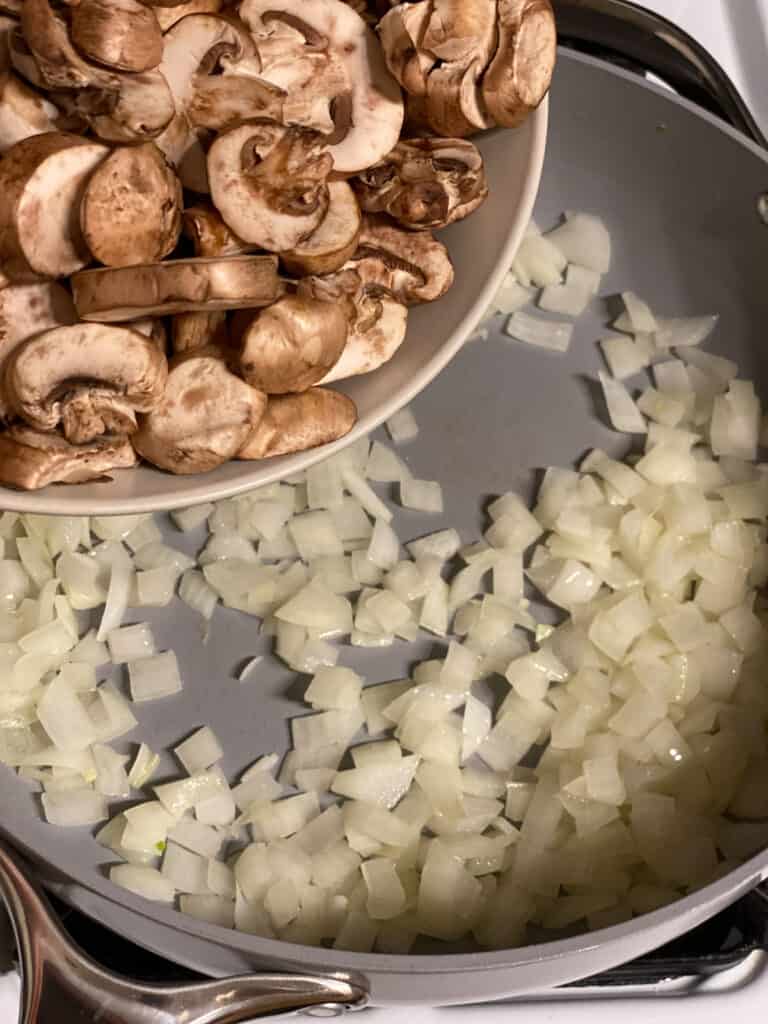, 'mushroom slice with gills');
0,426,138,491
62,70,176,145
237,294,349,394
299,269,408,384
20,0,119,91
1,15,18,73
133,349,267,475
0,70,60,153
154,13,256,192
154,1,223,33
282,181,362,277
482,0,556,128
186,75,284,133
238,0,404,174
0,281,76,419
183,204,252,259
351,215,454,304
70,0,164,73
207,123,332,253
353,137,488,230
171,310,228,355
80,143,182,268
71,255,282,322
0,132,109,280
238,386,357,460
4,323,168,444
